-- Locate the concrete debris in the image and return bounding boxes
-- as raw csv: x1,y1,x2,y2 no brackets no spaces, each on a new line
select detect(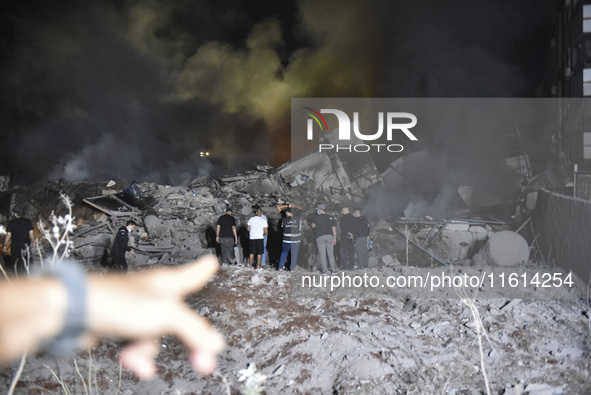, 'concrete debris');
1,143,558,274
2,223,589,394
0,180,528,281
446,220,470,232
277,143,382,206
2,166,537,272
523,383,565,395
143,214,169,239
381,254,398,267
32,158,372,266
271,364,285,377
504,382,526,395
368,256,379,268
